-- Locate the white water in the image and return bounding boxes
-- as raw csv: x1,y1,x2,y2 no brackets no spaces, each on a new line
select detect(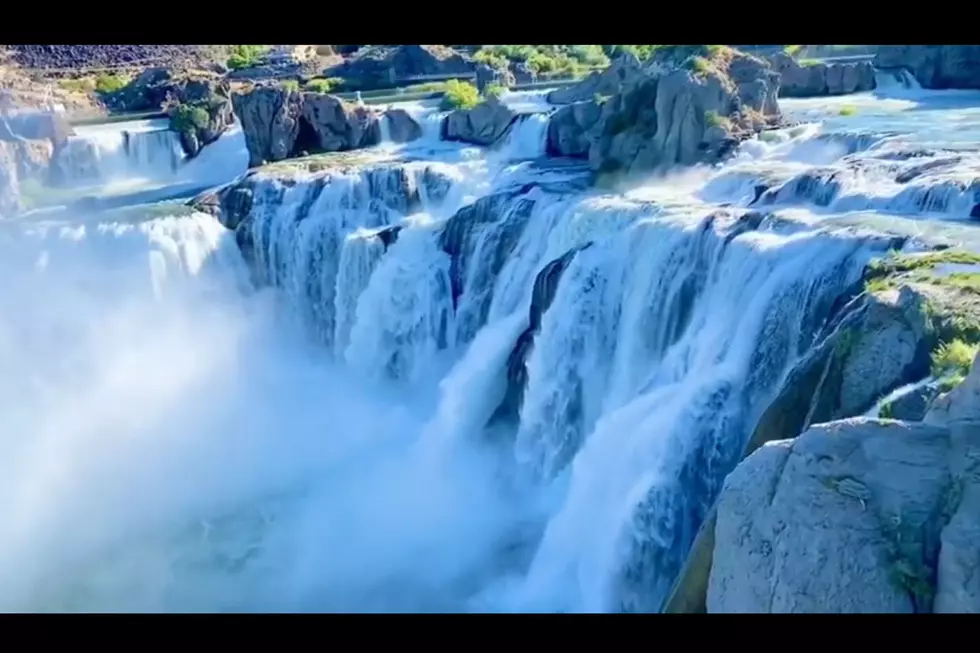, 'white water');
2,79,980,613
49,119,249,195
